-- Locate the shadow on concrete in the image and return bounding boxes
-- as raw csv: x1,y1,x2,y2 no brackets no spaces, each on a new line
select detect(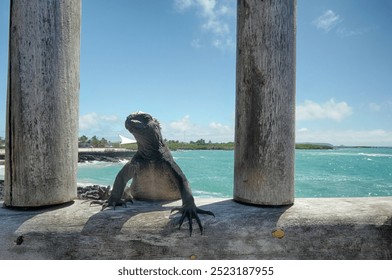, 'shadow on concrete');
0,198,318,260
0,201,75,236
81,200,176,236
2,200,75,211
81,198,293,238
76,198,294,259
196,199,293,232
0,201,76,259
